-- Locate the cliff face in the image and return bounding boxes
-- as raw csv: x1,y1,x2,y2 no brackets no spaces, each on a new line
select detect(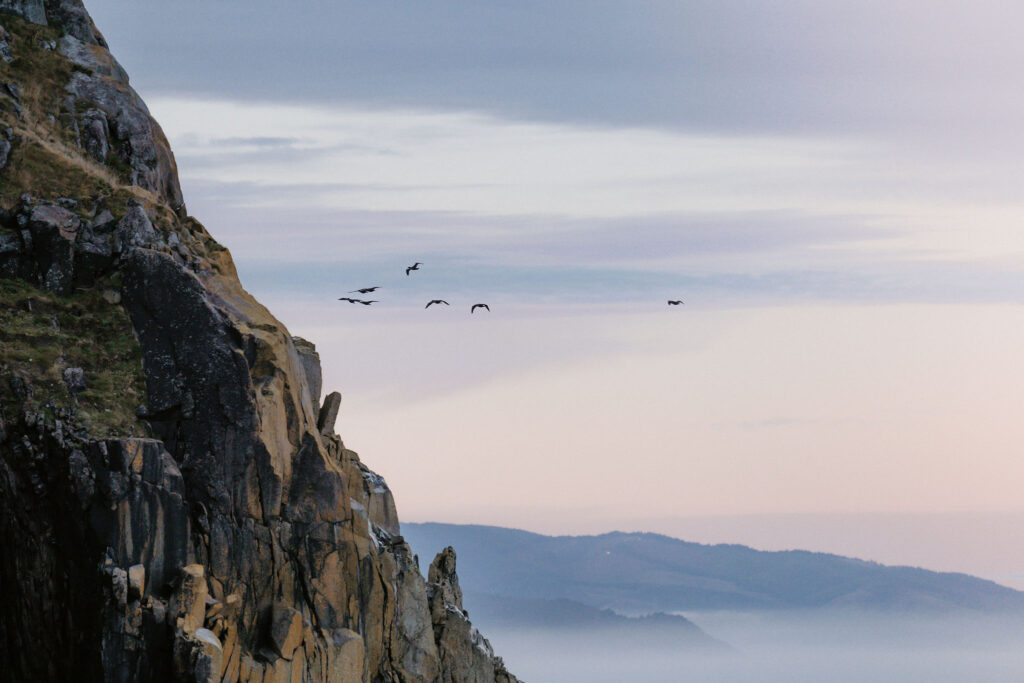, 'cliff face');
0,3,518,682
